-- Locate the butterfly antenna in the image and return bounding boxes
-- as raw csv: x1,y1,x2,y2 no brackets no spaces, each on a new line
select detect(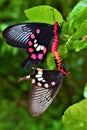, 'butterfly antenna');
18,75,30,82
